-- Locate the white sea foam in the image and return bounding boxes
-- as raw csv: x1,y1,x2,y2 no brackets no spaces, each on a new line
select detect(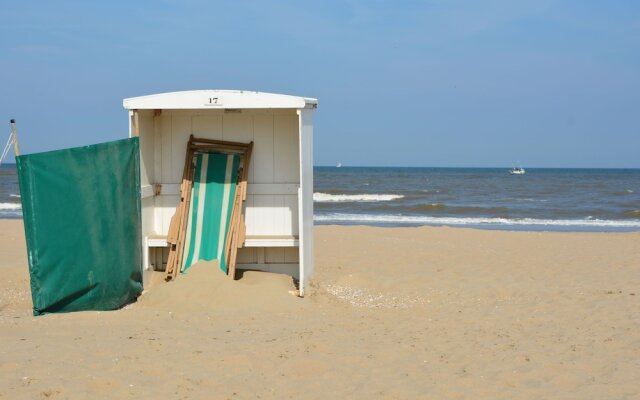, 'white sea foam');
0,203,21,211
314,213,640,228
0,202,22,217
499,197,548,203
314,193,404,203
